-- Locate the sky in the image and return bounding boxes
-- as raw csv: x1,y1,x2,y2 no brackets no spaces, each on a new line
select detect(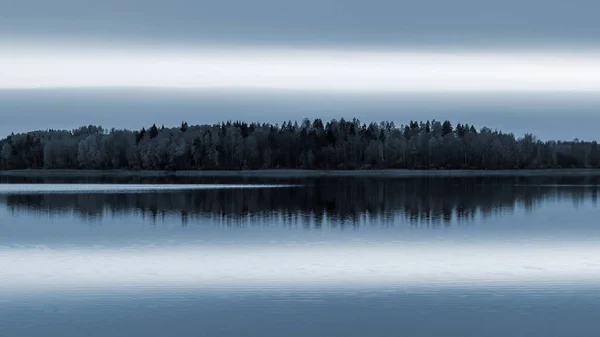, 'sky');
0,0,599,140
